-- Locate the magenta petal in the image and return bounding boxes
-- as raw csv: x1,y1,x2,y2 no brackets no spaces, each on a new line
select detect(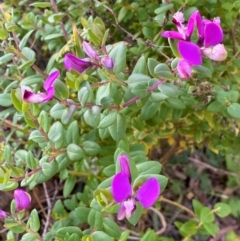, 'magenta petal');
43,70,60,91
186,16,194,39
21,87,47,103
190,11,203,37
204,22,223,47
82,41,99,60
111,172,132,203
161,31,184,40
14,189,31,211
42,86,55,102
178,41,202,65
64,53,93,73
118,155,131,181
177,59,192,79
136,178,160,208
